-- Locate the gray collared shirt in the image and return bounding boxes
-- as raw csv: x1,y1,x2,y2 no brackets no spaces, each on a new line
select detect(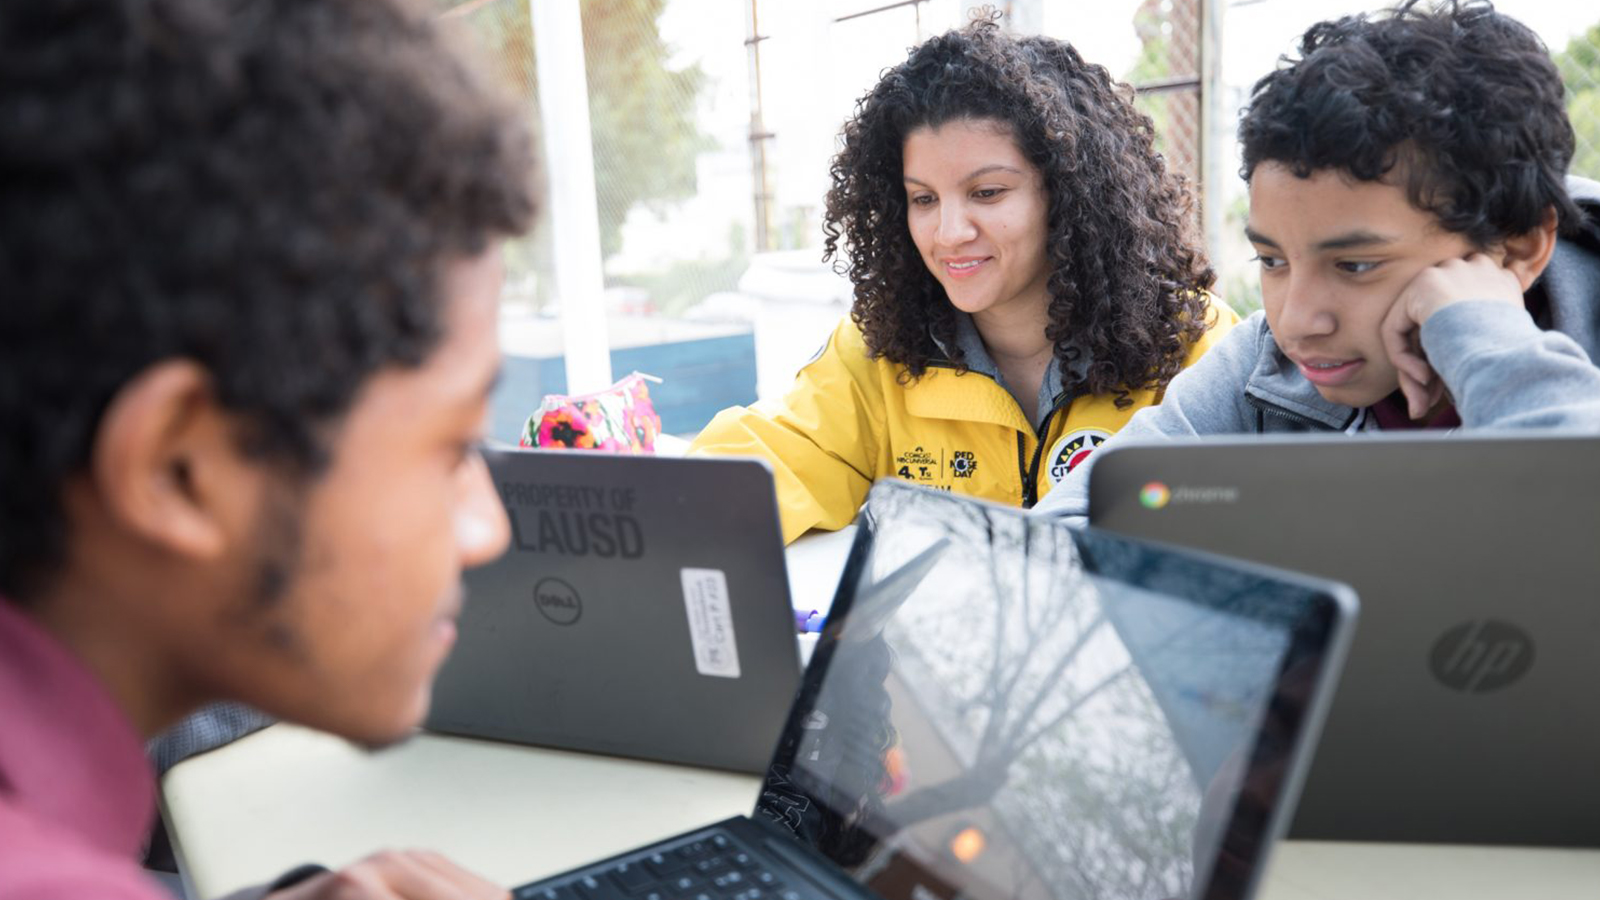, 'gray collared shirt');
933,312,1076,430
